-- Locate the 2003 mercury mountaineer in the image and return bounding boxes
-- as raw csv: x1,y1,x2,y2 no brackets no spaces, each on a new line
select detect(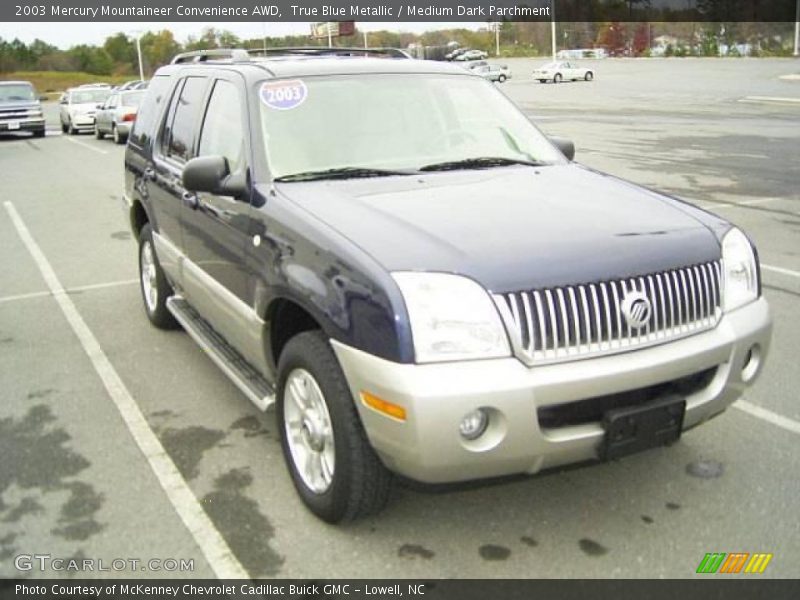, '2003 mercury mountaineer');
123,48,772,522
